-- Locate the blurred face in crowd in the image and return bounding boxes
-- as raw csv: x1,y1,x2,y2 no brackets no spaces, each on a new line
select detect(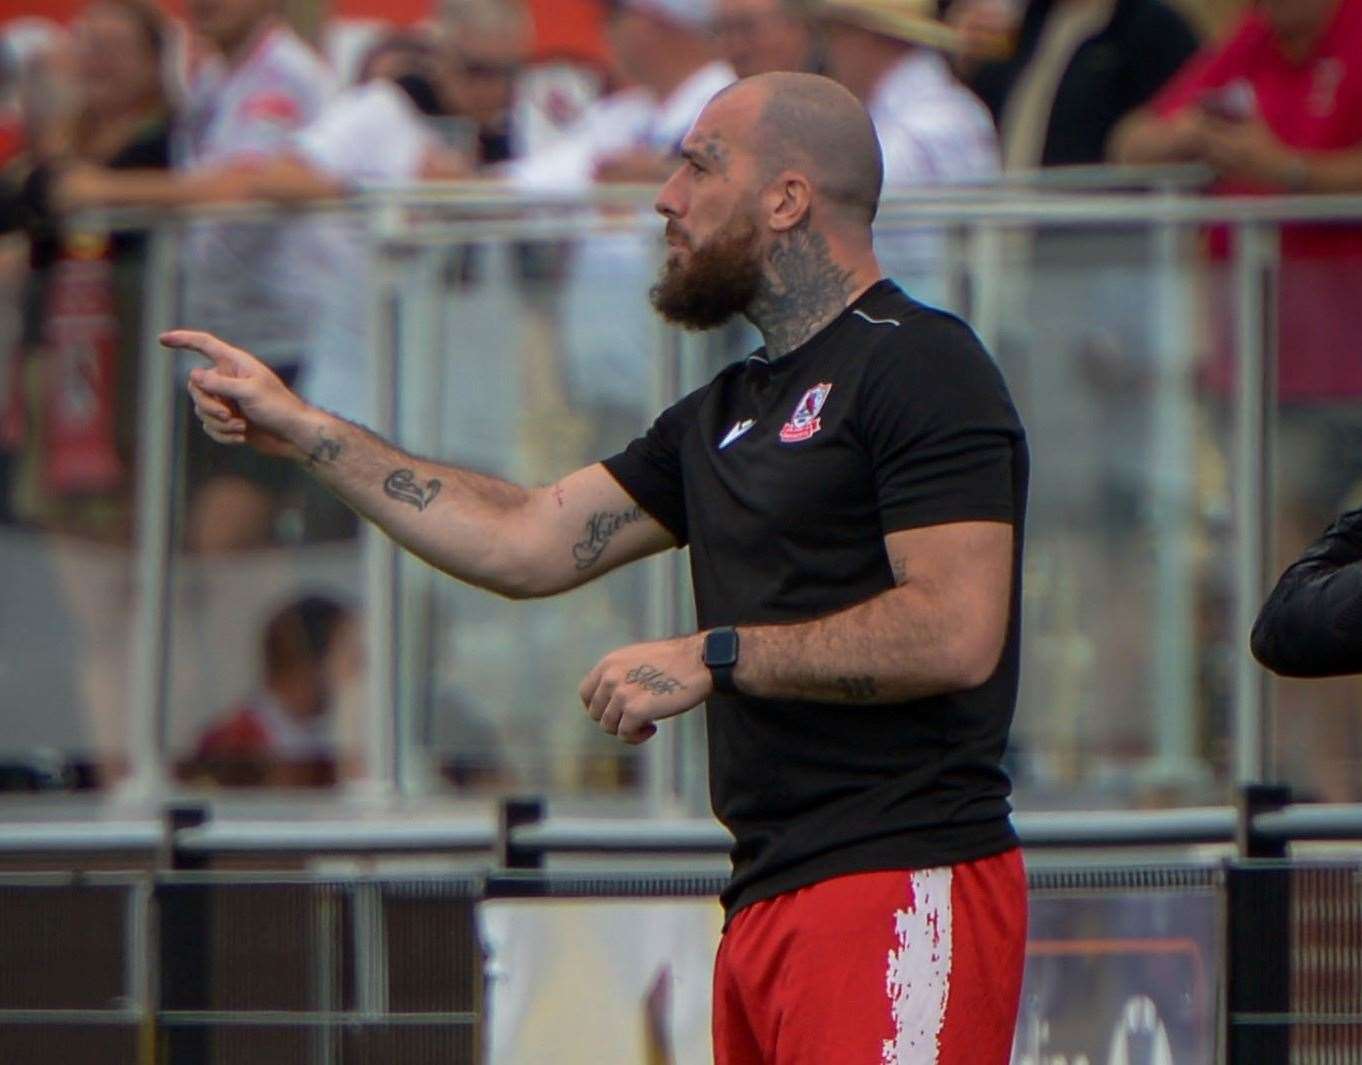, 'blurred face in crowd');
652,88,768,328
73,1,162,118
359,36,438,85
820,19,900,103
188,0,277,59
605,5,667,87
714,0,813,78
441,18,528,128
1258,0,1340,49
